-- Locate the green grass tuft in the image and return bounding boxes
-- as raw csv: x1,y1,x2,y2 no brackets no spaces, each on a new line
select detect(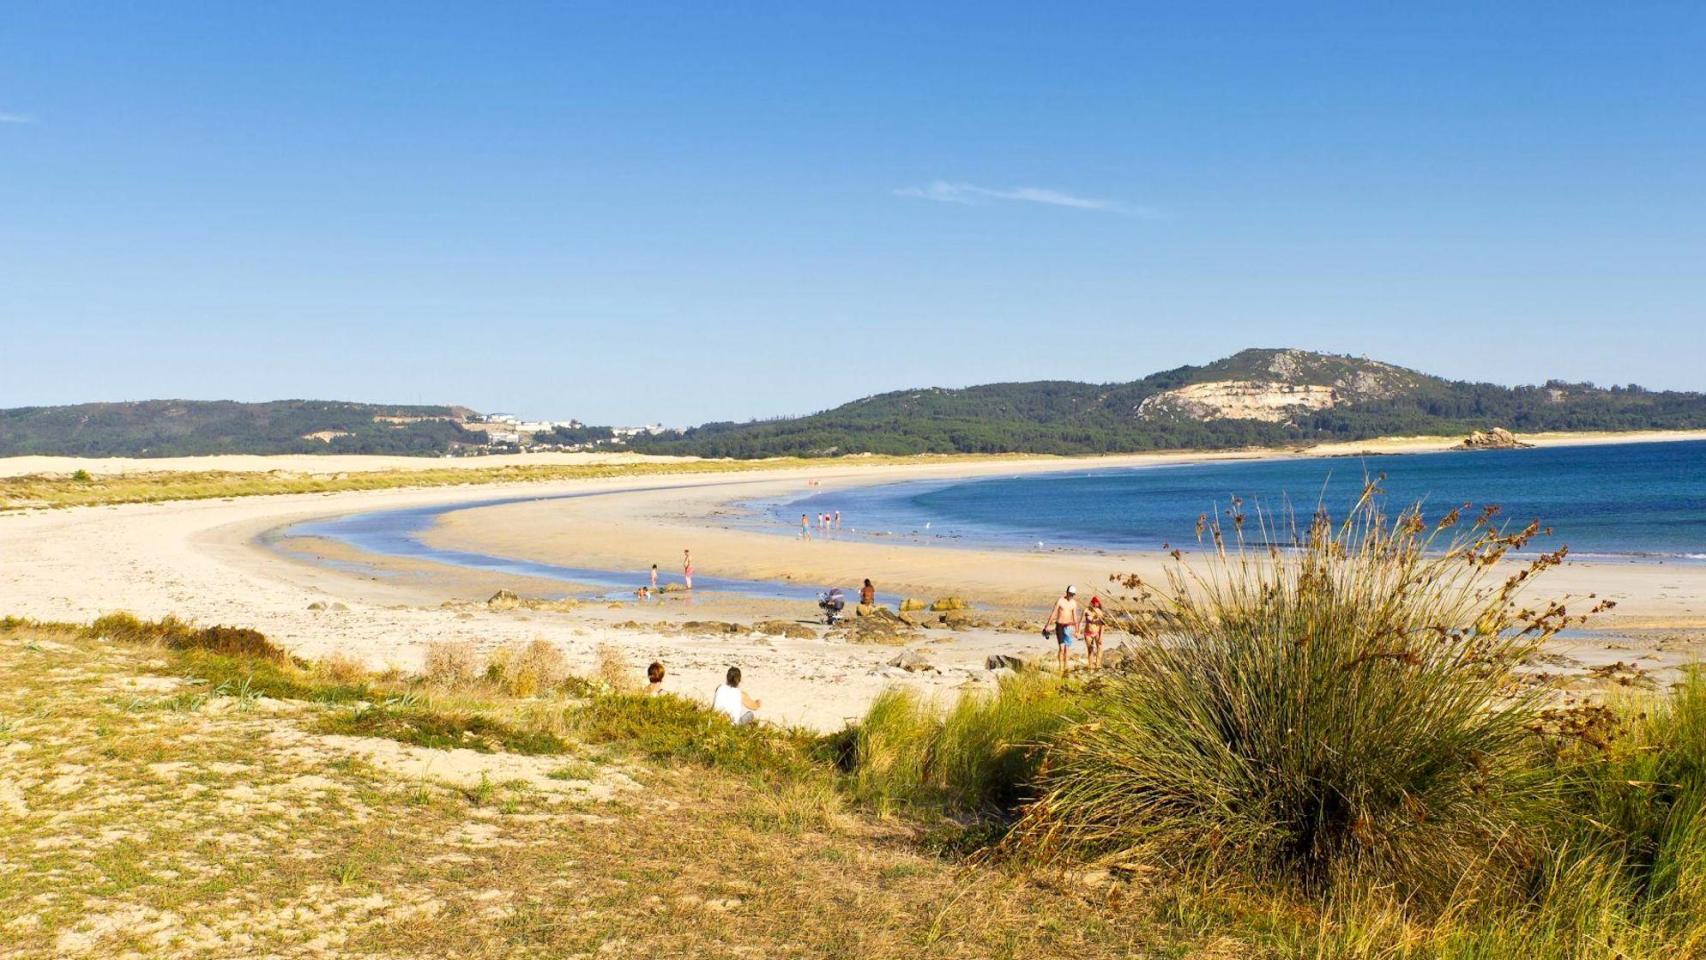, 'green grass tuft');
317,705,567,755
